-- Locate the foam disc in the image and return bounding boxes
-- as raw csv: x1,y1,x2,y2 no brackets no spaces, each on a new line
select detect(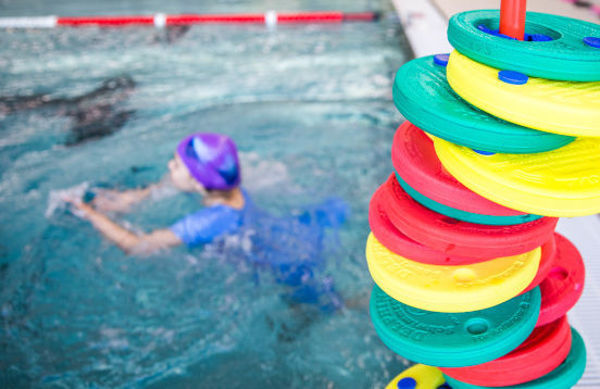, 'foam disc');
369,183,482,266
447,50,600,137
392,122,541,225
370,285,541,367
443,328,586,389
434,135,600,217
392,57,573,153
441,316,572,386
385,364,446,389
366,233,541,312
398,174,541,226
381,174,558,259
536,234,585,327
448,10,600,81
521,234,556,295
371,185,555,270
